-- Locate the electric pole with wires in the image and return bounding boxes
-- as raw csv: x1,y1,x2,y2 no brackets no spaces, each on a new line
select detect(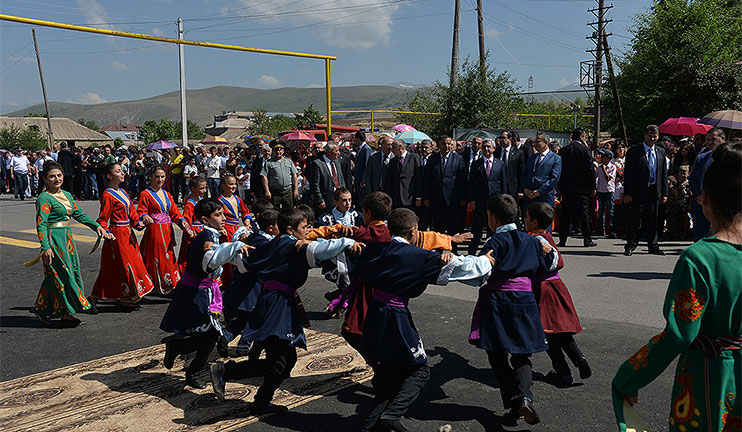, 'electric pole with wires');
586,0,612,147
